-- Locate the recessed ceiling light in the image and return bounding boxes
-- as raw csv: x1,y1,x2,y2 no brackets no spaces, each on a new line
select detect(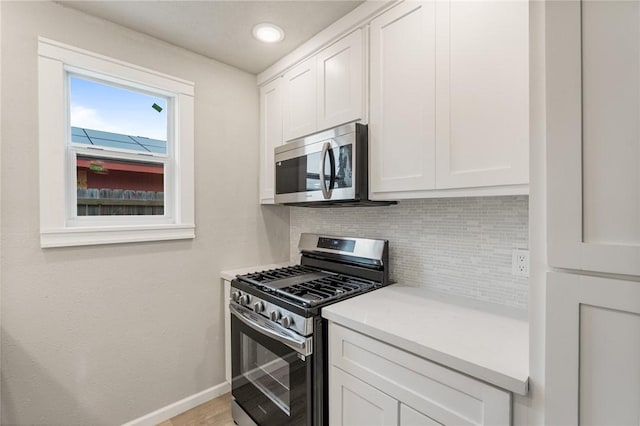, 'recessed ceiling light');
252,23,285,43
